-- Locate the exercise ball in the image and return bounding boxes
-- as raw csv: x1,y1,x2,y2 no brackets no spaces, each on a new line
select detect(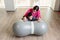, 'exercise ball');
34,21,48,35
13,21,31,36
13,20,48,36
